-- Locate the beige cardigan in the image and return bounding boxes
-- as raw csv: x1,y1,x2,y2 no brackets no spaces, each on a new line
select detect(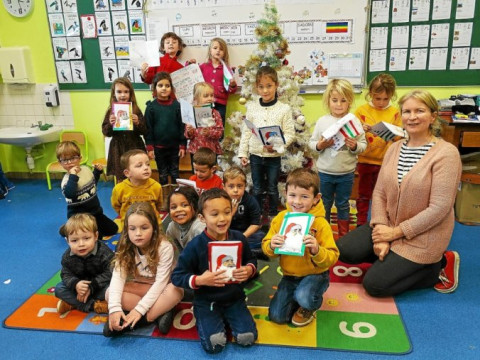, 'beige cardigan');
370,138,462,264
